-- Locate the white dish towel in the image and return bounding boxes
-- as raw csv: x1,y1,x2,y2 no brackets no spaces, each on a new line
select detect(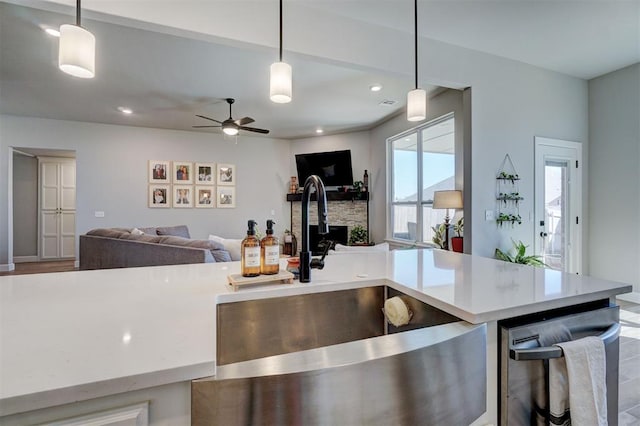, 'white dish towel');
551,336,608,426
